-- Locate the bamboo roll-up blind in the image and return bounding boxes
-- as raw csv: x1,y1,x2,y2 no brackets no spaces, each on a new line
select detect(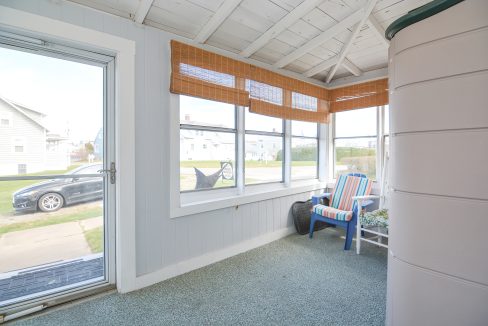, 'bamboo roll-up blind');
170,40,330,123
328,78,389,113
170,40,389,122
